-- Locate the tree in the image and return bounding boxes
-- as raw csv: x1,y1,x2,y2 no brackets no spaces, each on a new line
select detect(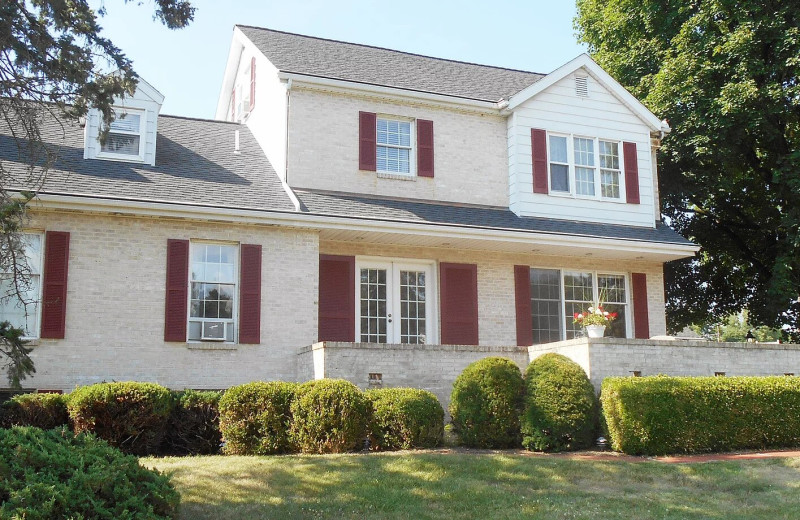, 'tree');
0,0,195,386
575,0,800,339
691,311,784,343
